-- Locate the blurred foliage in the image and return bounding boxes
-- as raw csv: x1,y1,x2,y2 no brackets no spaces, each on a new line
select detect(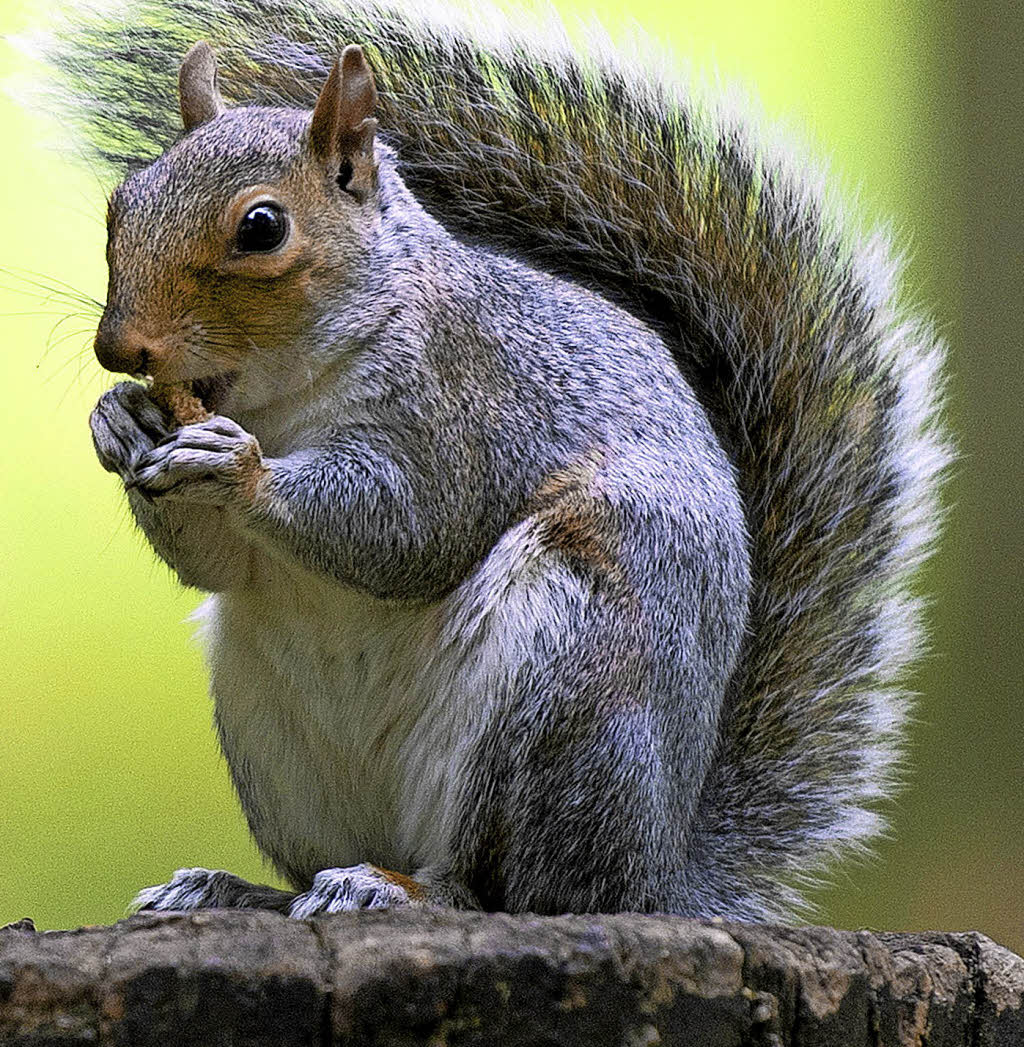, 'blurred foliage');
0,0,1019,952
